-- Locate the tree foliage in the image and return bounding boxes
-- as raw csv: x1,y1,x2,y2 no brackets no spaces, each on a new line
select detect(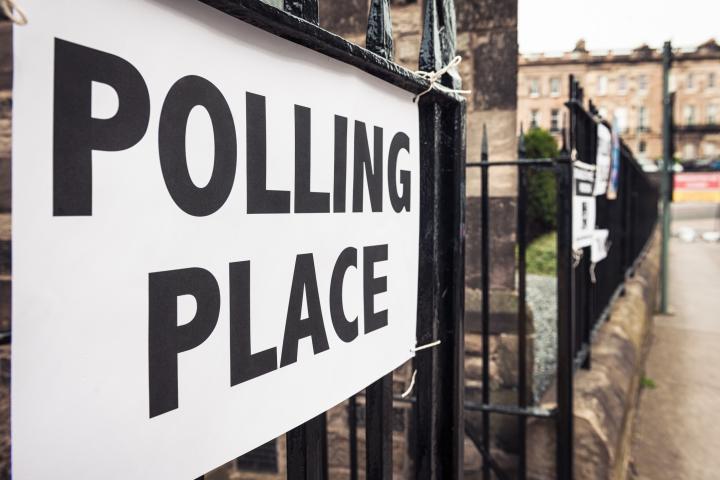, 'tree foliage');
523,128,559,240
